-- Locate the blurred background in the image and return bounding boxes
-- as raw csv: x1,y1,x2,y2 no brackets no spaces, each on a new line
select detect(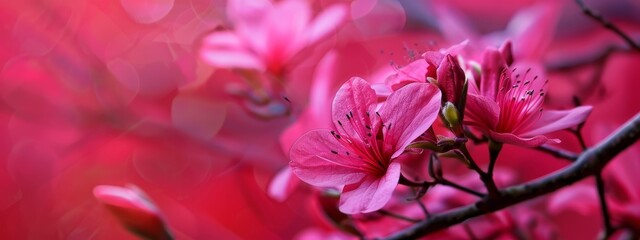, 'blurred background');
0,0,639,239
